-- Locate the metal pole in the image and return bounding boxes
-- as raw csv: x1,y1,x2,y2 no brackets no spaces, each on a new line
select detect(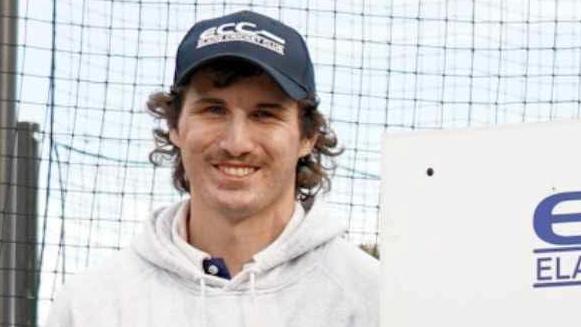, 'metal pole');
14,122,39,327
0,0,19,326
